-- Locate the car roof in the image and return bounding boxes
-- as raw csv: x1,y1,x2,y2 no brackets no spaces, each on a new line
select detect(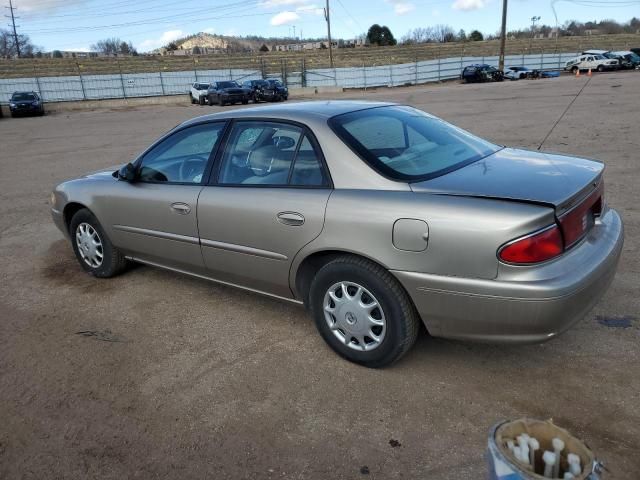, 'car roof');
180,100,396,127
583,49,608,54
